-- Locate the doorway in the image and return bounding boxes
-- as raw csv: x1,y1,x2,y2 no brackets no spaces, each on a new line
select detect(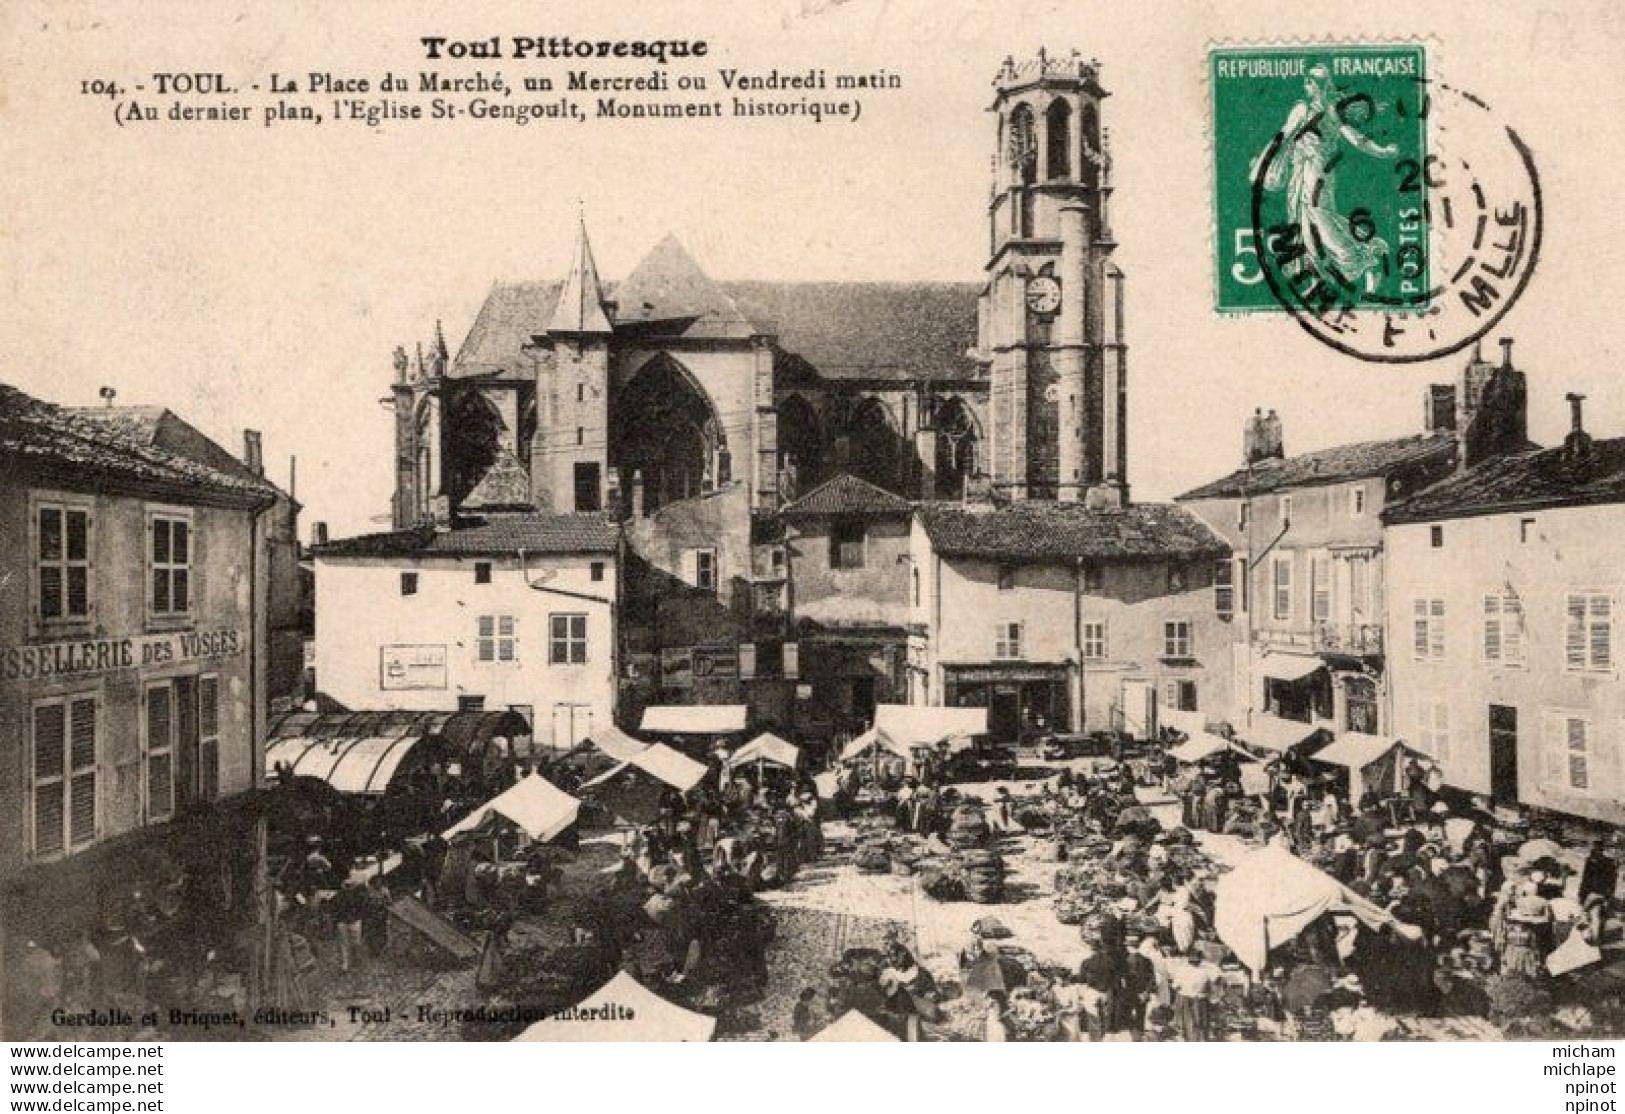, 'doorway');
1489,704,1519,802
989,686,1021,744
